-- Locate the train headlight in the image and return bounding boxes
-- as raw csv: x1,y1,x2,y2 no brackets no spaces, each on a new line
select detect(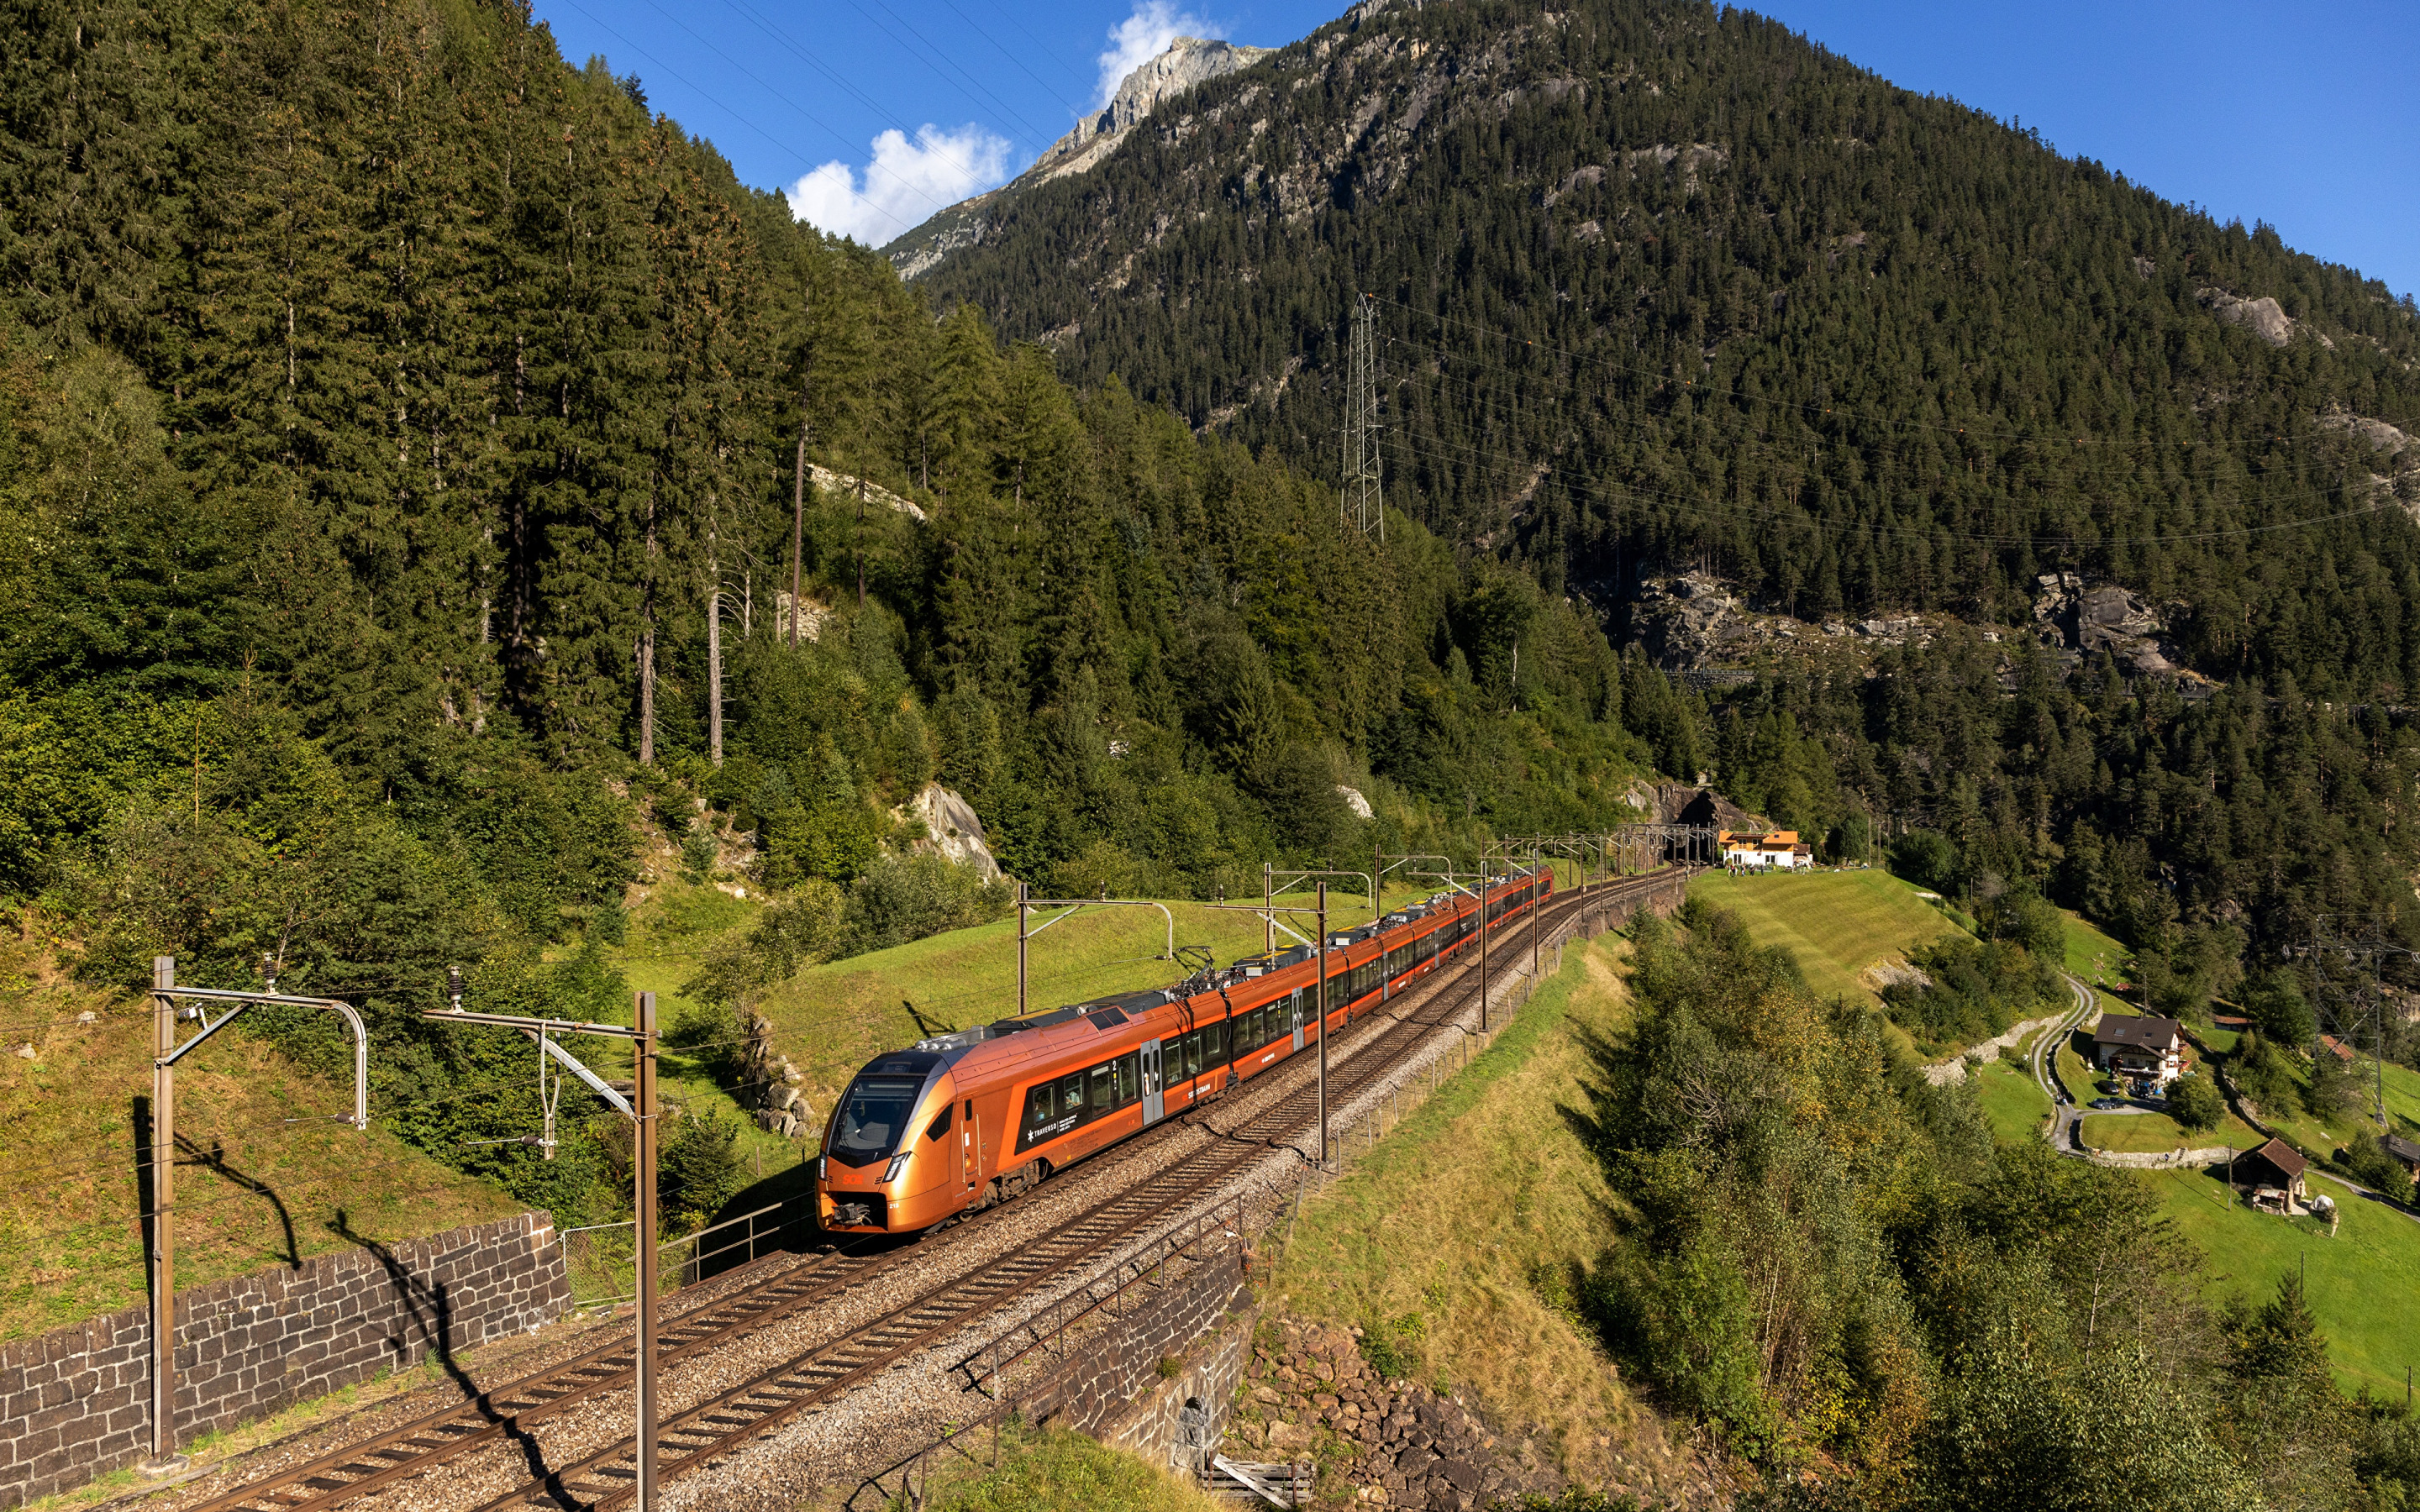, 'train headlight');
816,1156,827,1180
884,1151,912,1185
